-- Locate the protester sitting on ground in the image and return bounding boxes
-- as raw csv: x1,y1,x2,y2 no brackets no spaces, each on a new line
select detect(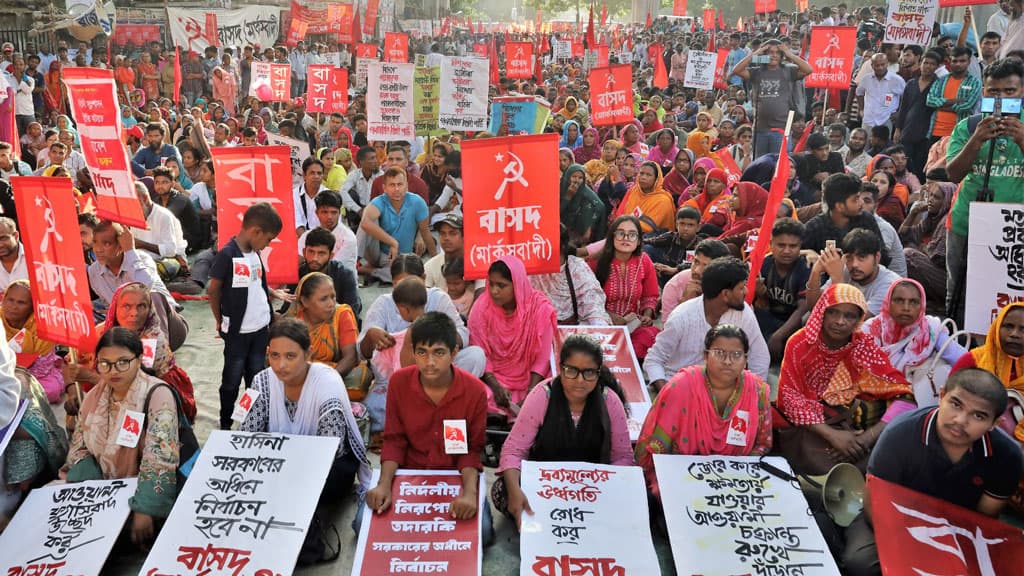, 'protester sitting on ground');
662,149,694,201
361,312,494,545
61,327,183,549
637,325,772,500
865,166,906,231
753,218,812,362
660,238,732,323
615,161,675,234
241,317,371,562
591,216,660,360
151,166,201,257
682,168,734,236
645,258,770,393
64,282,196,422
443,258,474,319
492,334,633,530
841,369,1022,576
644,206,702,285
808,228,902,317
801,173,886,260
424,214,482,302
899,176,954,313
469,255,557,420
297,191,358,274
358,167,436,283
129,181,189,282
951,302,1024,441
776,284,915,476
560,163,606,246
288,227,361,317
529,228,611,326
292,272,359,379
2,280,62,401
858,182,908,277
